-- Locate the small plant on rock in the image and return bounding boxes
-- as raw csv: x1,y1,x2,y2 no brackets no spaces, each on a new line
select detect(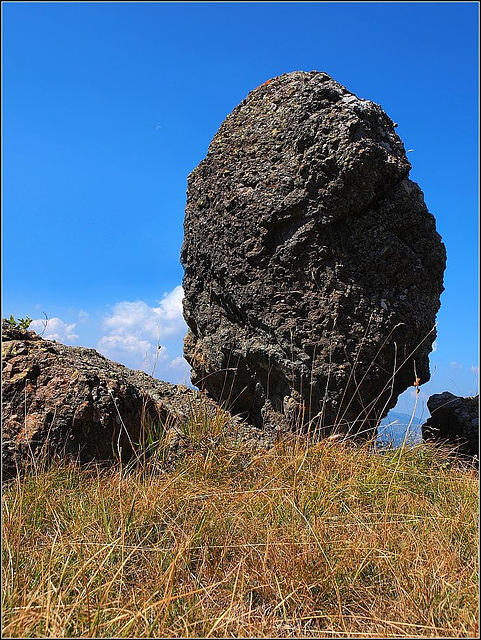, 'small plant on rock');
7,315,32,330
